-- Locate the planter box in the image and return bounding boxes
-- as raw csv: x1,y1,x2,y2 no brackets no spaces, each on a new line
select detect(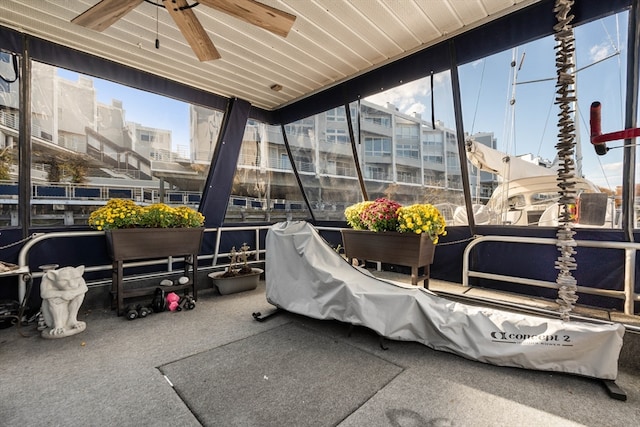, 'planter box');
105,227,205,315
106,228,204,261
209,268,263,295
340,229,435,287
